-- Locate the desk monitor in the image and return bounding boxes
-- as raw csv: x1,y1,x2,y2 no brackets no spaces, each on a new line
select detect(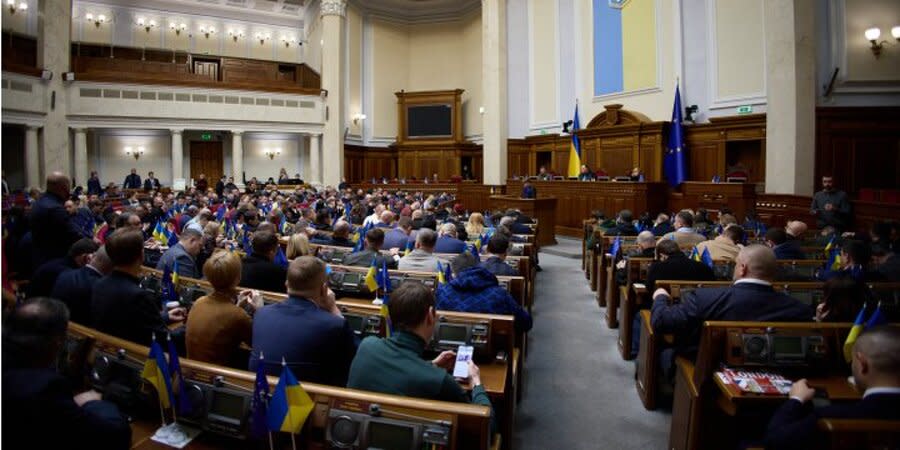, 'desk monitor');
345,314,366,334
436,323,469,347
367,419,419,450
726,176,747,183
596,176,610,181
205,388,250,438
613,176,632,182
